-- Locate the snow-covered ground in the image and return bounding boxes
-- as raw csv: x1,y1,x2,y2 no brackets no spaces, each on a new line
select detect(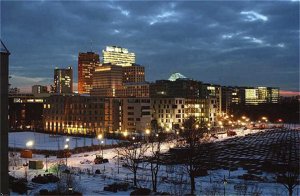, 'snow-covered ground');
9,131,119,150
9,126,300,195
